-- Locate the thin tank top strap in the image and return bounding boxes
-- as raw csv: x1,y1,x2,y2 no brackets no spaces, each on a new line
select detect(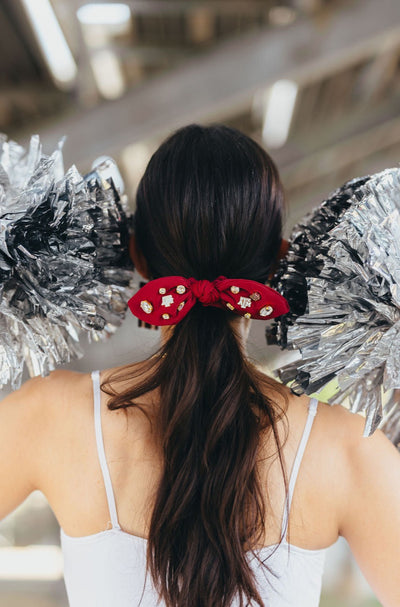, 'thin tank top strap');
281,396,319,540
92,369,121,530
